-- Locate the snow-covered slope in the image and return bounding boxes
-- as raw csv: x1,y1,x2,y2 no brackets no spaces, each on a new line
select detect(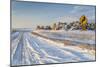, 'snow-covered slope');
11,30,95,66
